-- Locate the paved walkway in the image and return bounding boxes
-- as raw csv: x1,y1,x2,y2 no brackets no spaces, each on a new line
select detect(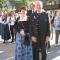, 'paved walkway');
0,32,60,60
